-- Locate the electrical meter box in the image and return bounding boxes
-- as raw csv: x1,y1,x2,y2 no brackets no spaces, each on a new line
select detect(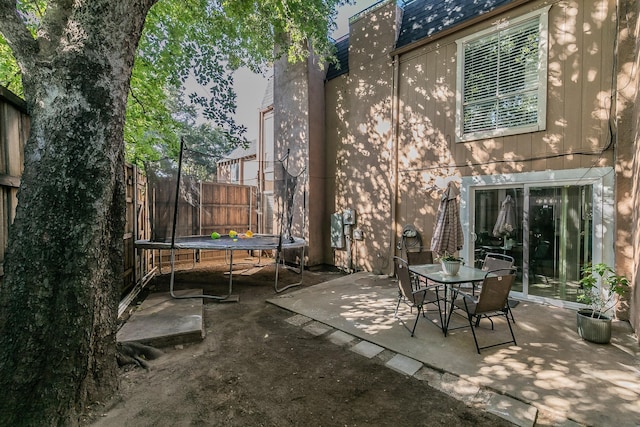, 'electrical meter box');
330,212,344,248
342,208,356,225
